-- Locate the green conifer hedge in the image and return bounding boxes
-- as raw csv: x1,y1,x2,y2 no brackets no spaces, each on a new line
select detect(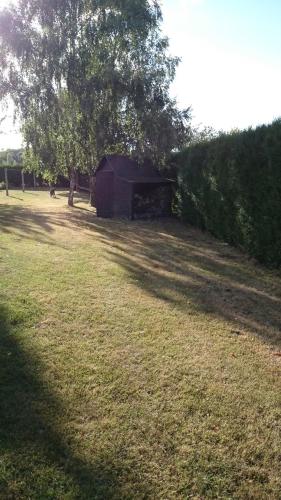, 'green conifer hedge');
173,120,281,267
